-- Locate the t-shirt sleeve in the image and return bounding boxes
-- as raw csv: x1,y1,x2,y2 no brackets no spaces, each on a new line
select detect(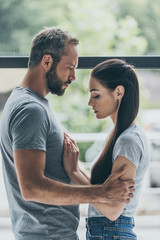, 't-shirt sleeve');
112,133,143,167
10,102,49,151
